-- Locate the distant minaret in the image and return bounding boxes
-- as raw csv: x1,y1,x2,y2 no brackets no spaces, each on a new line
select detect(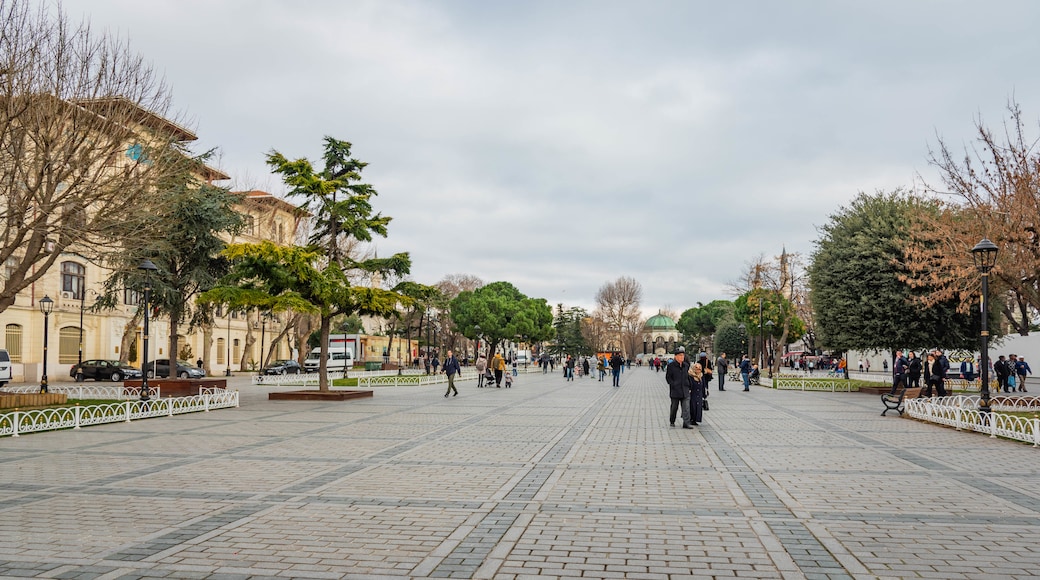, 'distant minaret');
370,250,382,289
779,246,793,299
